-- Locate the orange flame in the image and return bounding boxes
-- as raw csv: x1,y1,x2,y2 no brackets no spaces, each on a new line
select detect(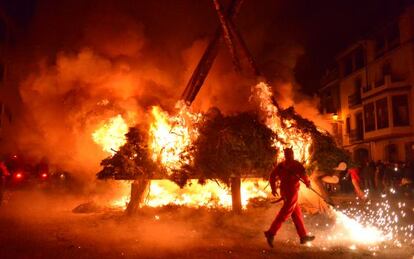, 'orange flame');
92,114,129,155
148,101,202,175
111,178,269,209
95,82,312,209
251,82,312,163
